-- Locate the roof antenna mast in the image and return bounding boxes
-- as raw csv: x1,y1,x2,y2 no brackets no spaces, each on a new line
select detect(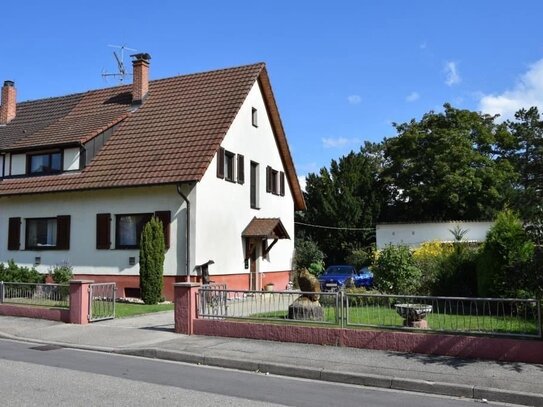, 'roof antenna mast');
101,44,137,83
